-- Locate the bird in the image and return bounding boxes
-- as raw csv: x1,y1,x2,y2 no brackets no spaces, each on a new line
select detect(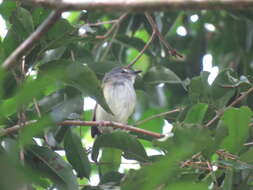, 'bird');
91,67,141,137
